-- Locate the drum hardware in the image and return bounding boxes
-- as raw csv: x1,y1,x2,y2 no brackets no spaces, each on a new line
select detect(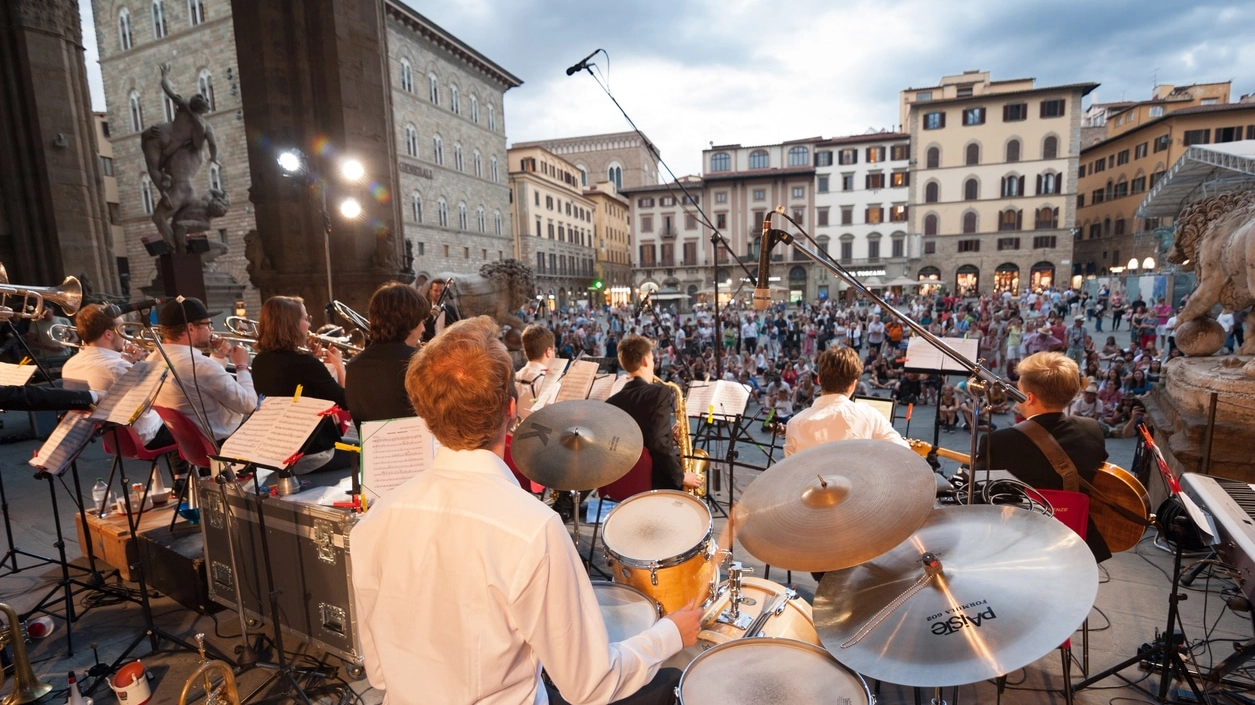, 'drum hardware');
0,603,54,704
